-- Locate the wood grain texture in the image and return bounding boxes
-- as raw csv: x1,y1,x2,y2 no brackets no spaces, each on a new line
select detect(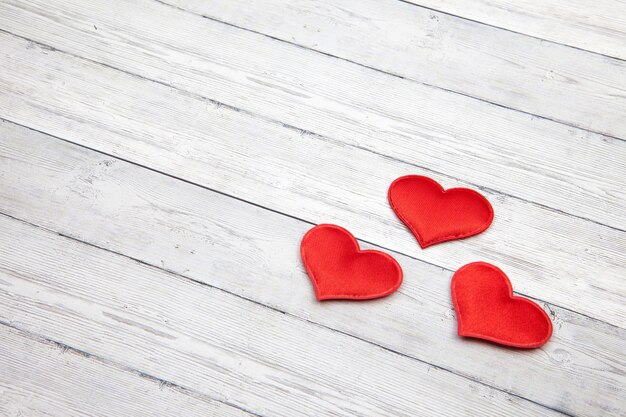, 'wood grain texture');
0,215,568,417
0,326,250,417
2,1,625,415
0,35,624,328
1,0,624,232
404,0,626,60
159,0,626,139
1,121,625,416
